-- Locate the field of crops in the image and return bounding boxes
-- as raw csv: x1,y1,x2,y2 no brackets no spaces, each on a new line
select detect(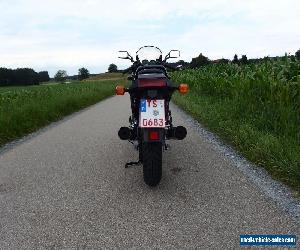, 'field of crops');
86,72,124,81
0,79,124,147
172,57,300,192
